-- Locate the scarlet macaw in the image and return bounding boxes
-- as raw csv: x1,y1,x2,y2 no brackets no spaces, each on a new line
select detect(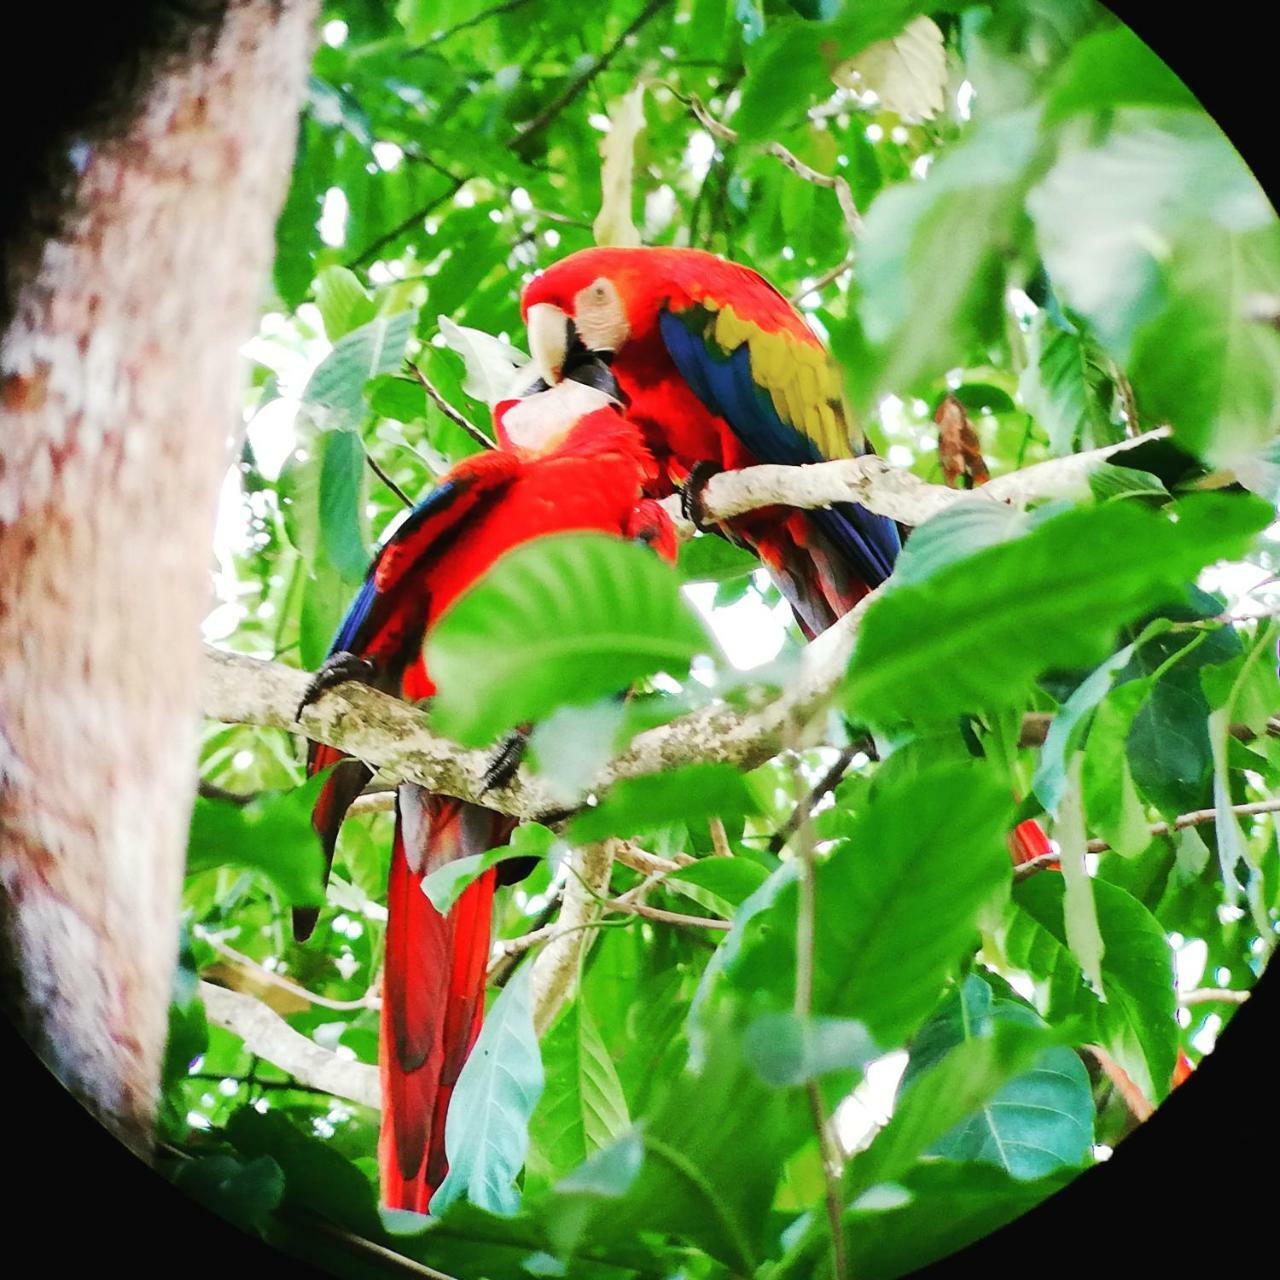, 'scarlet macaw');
522,245,1049,864
295,357,674,1213
521,245,901,638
